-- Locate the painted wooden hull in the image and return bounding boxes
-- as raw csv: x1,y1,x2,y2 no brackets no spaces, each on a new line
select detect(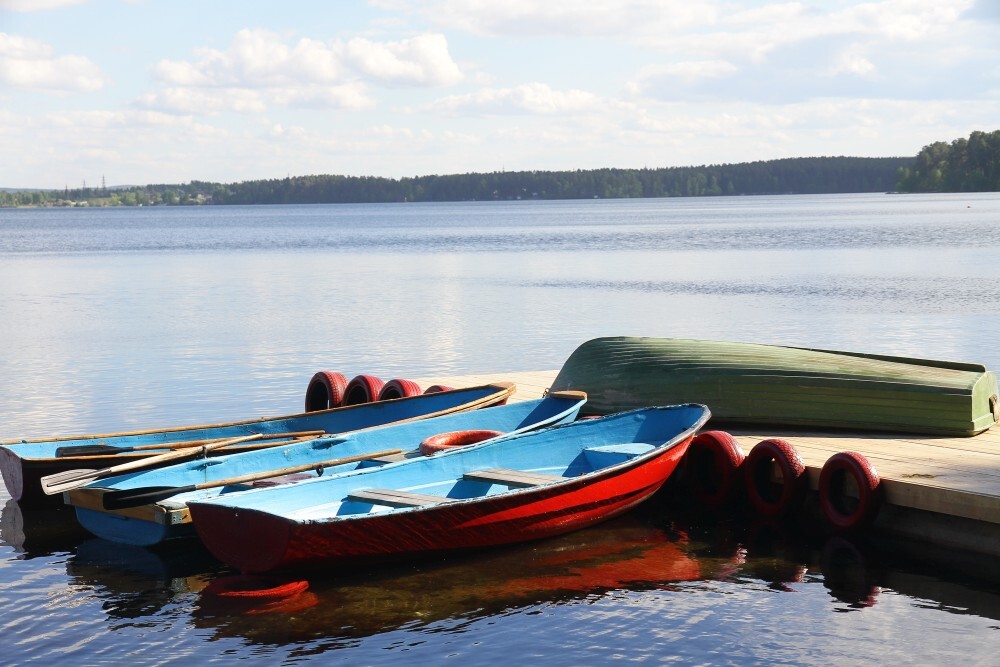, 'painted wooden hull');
66,391,587,546
0,382,515,508
551,337,1000,436
188,404,710,573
